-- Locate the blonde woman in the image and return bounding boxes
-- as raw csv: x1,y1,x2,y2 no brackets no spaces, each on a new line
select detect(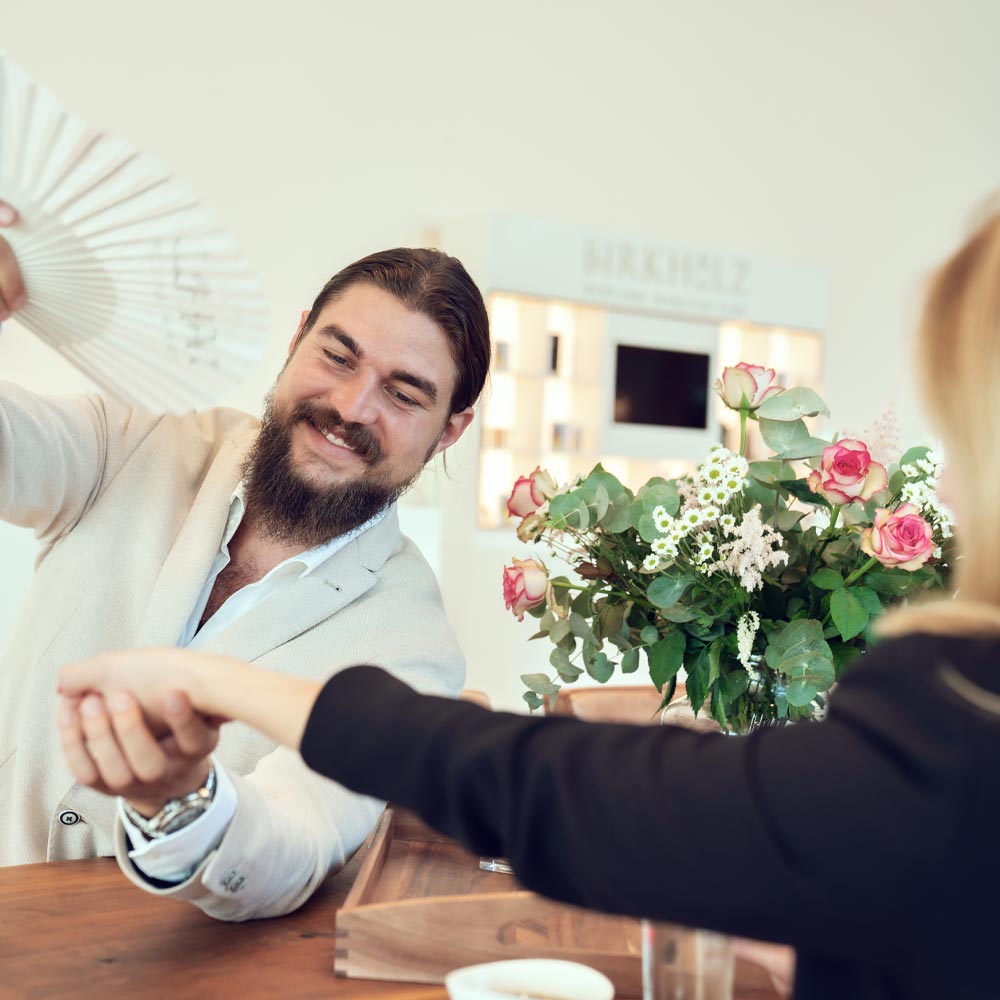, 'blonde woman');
59,206,1000,1000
